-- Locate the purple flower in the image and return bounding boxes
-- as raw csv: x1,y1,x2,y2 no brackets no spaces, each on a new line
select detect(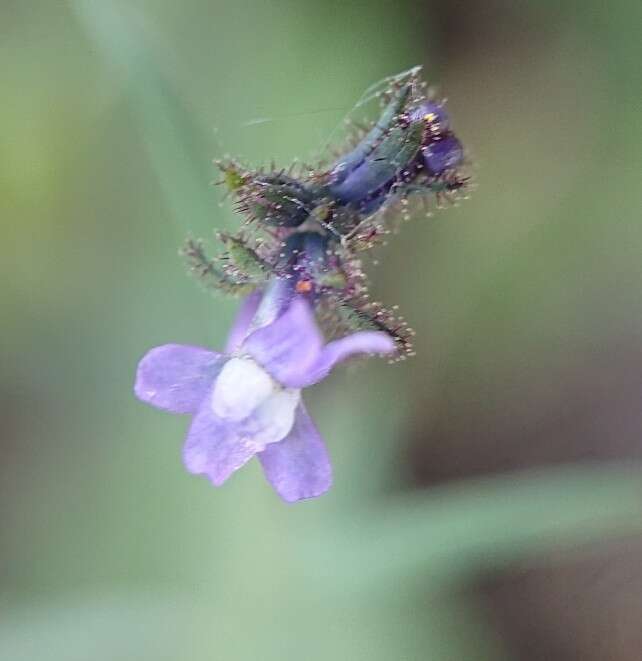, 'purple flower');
134,291,396,502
